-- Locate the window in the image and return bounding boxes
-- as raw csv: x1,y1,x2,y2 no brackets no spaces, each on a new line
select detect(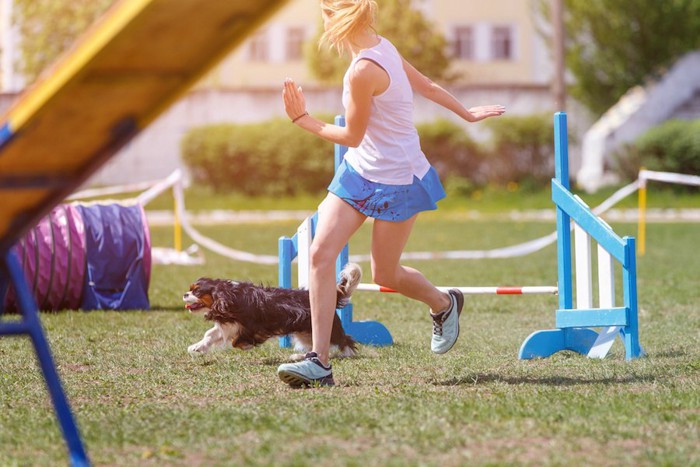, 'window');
286,27,305,61
453,26,474,60
491,26,513,60
248,30,269,62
